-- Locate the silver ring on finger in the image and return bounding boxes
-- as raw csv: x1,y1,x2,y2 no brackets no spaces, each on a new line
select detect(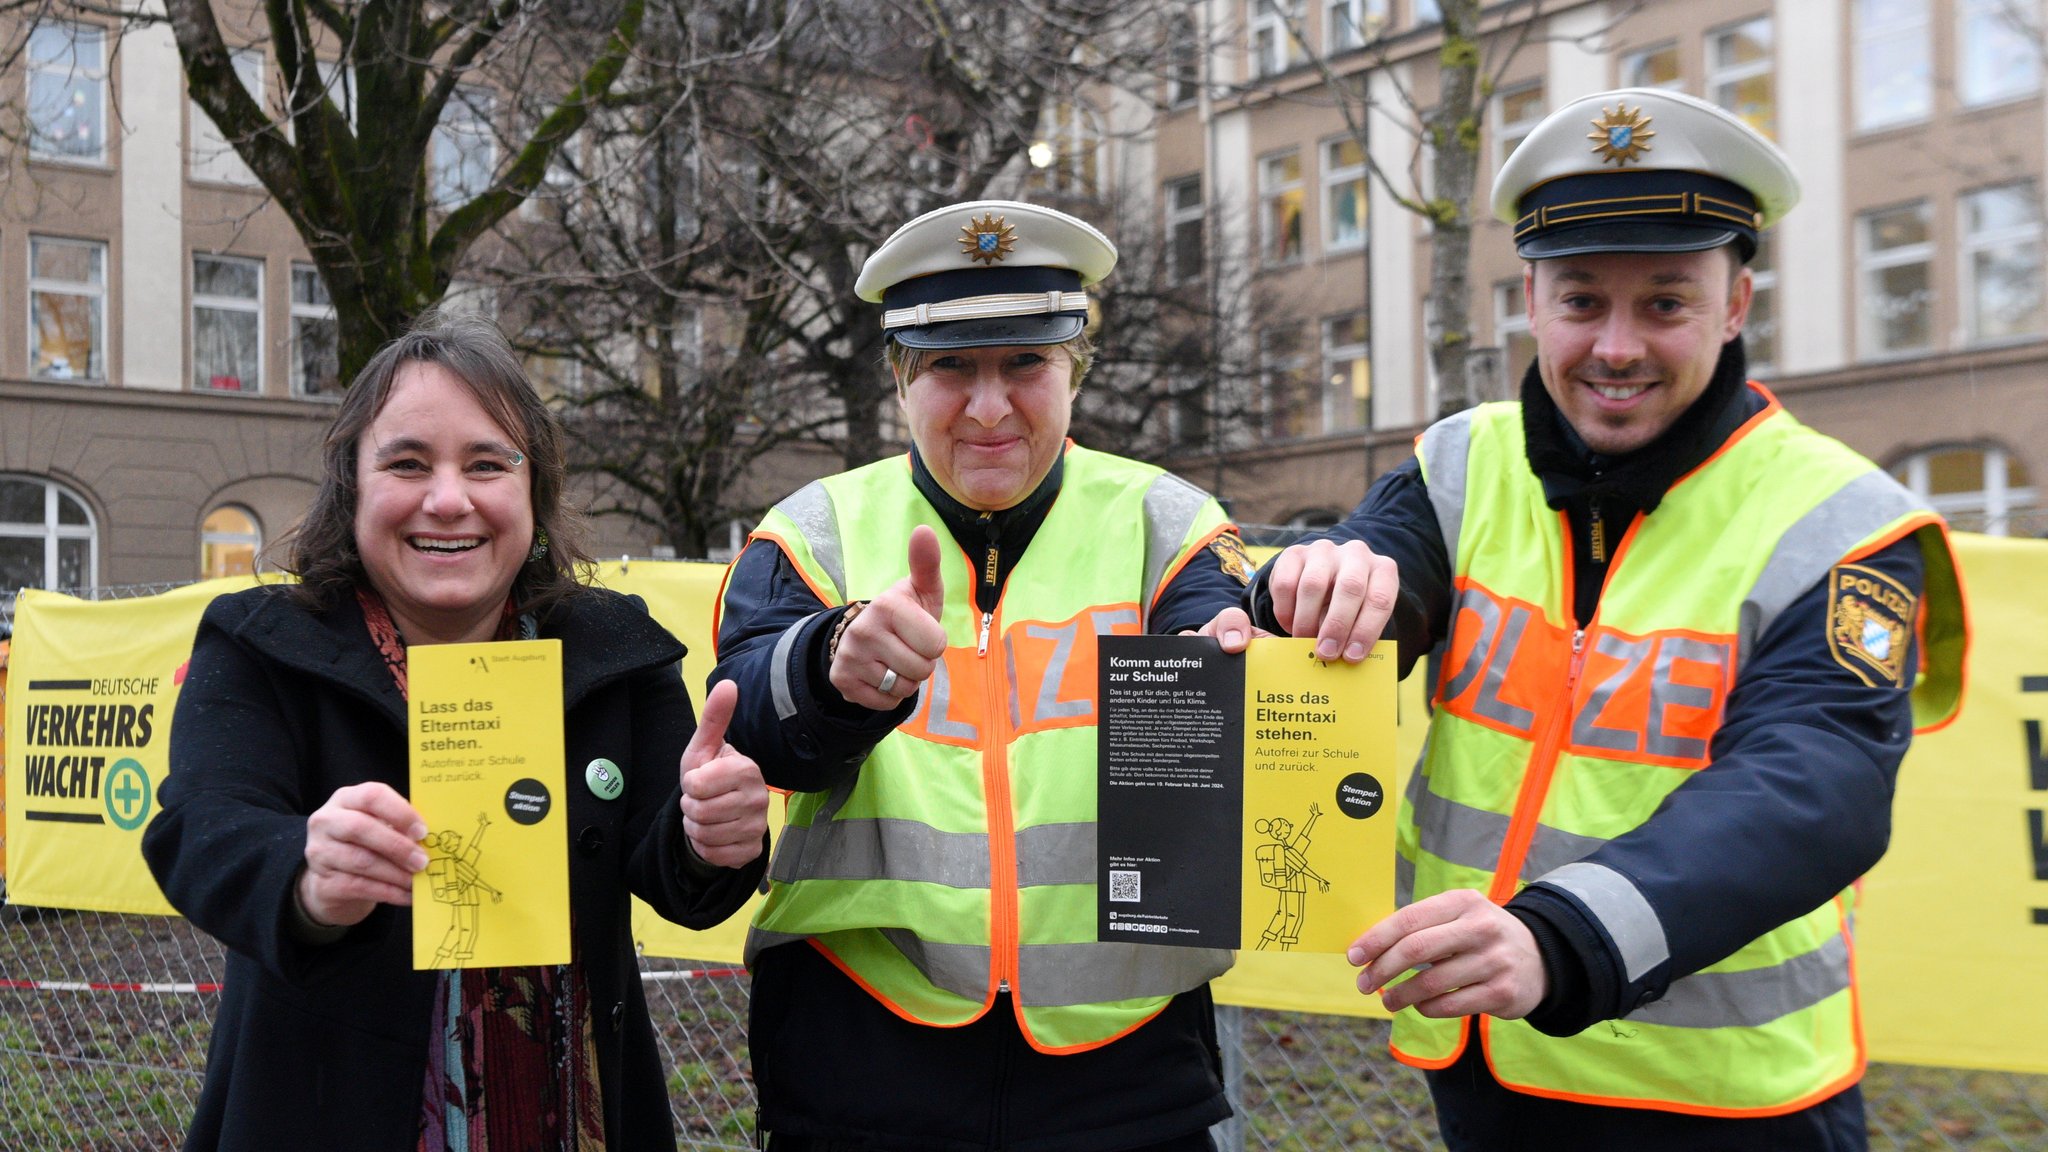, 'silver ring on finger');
877,668,900,695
